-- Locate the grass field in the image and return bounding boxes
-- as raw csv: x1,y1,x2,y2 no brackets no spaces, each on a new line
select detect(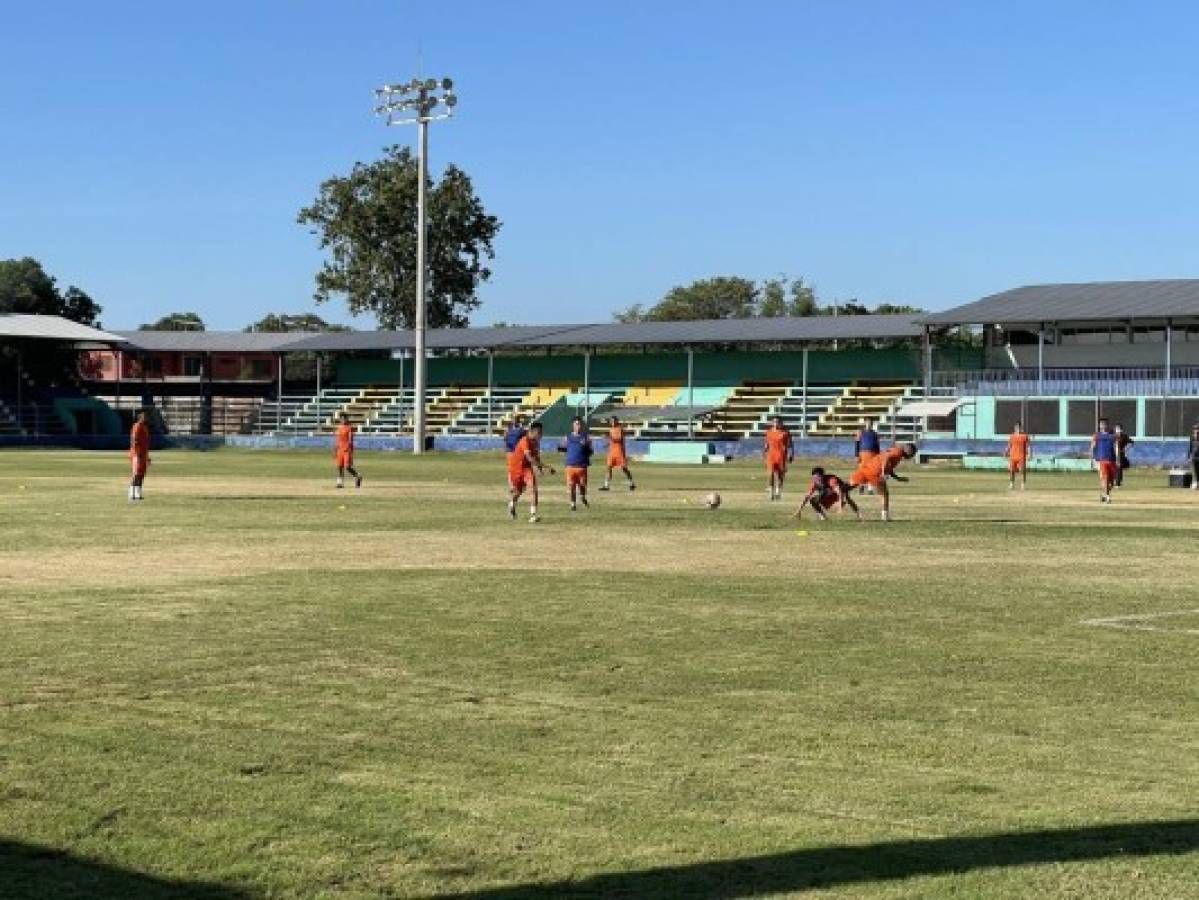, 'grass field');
1,447,1197,899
